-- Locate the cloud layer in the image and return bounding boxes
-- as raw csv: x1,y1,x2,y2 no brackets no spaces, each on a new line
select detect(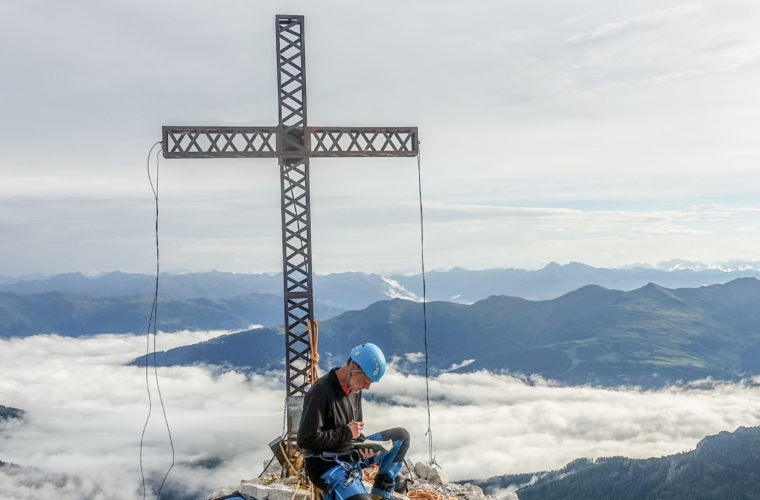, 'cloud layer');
3,332,760,499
